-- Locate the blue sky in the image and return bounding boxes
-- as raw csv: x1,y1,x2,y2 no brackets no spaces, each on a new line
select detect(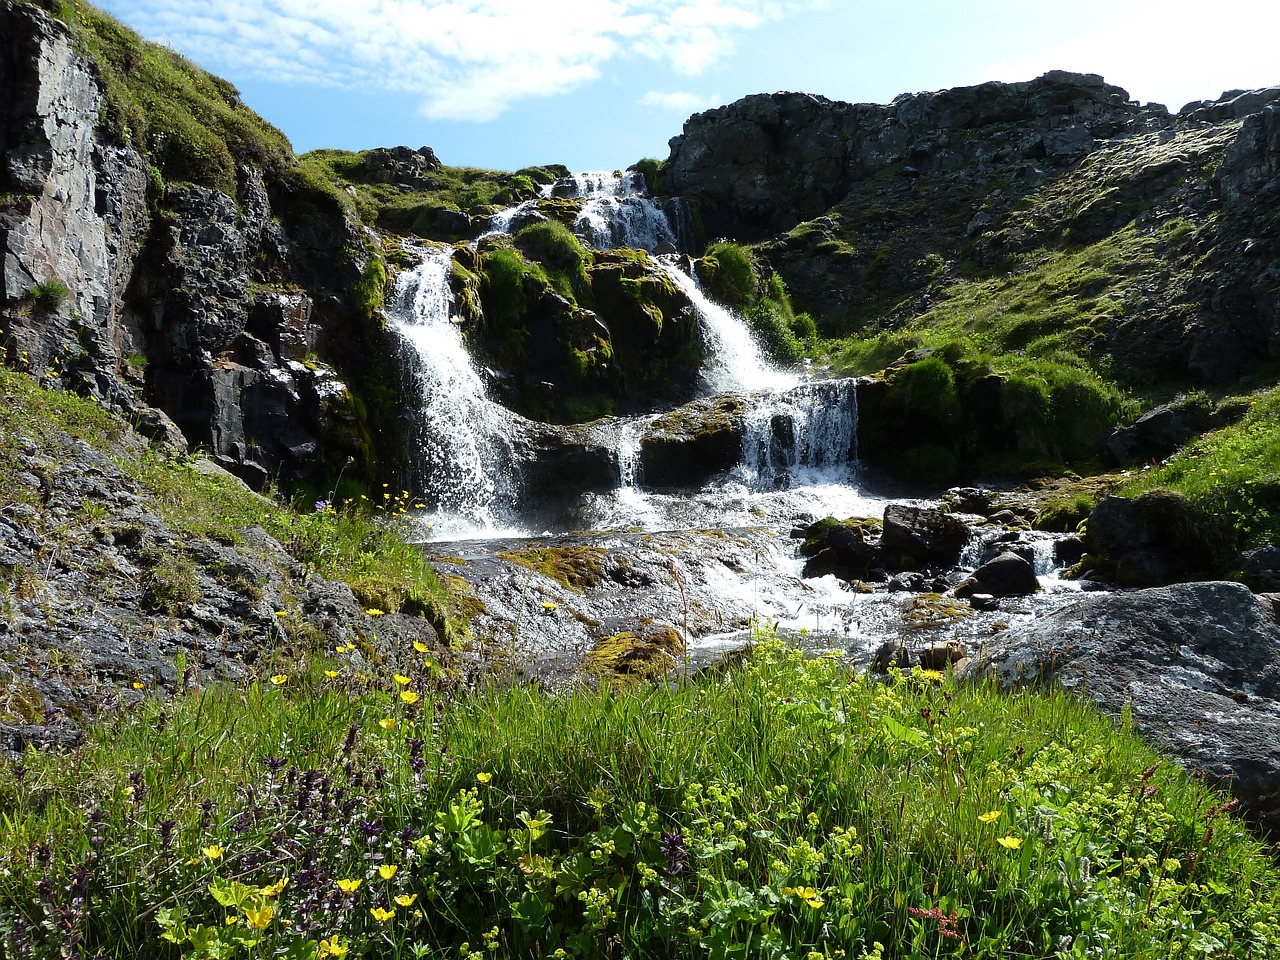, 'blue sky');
95,0,1280,173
